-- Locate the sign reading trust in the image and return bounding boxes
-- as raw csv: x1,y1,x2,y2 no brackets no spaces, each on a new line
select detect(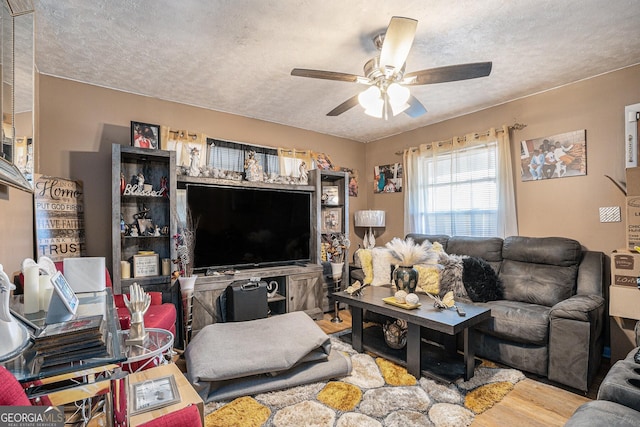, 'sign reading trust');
34,175,86,262
0,406,65,427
